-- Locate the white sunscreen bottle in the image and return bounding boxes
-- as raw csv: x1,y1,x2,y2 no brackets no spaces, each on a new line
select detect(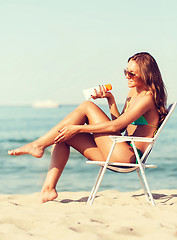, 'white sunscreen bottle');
83,83,112,100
